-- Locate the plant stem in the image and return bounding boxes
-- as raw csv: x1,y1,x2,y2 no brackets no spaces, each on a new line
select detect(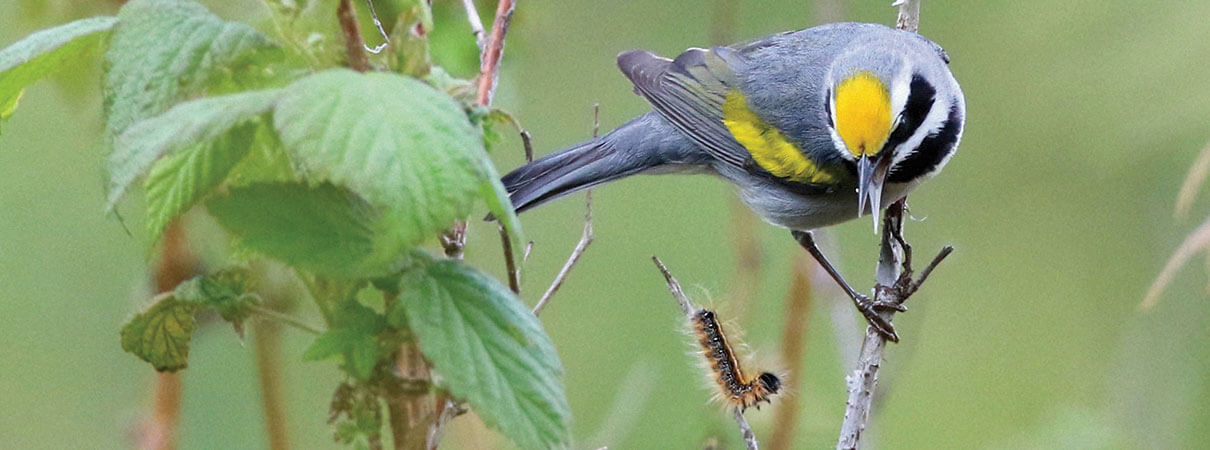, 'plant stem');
769,253,814,450
249,305,323,335
253,319,292,450
337,0,371,72
135,220,198,450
